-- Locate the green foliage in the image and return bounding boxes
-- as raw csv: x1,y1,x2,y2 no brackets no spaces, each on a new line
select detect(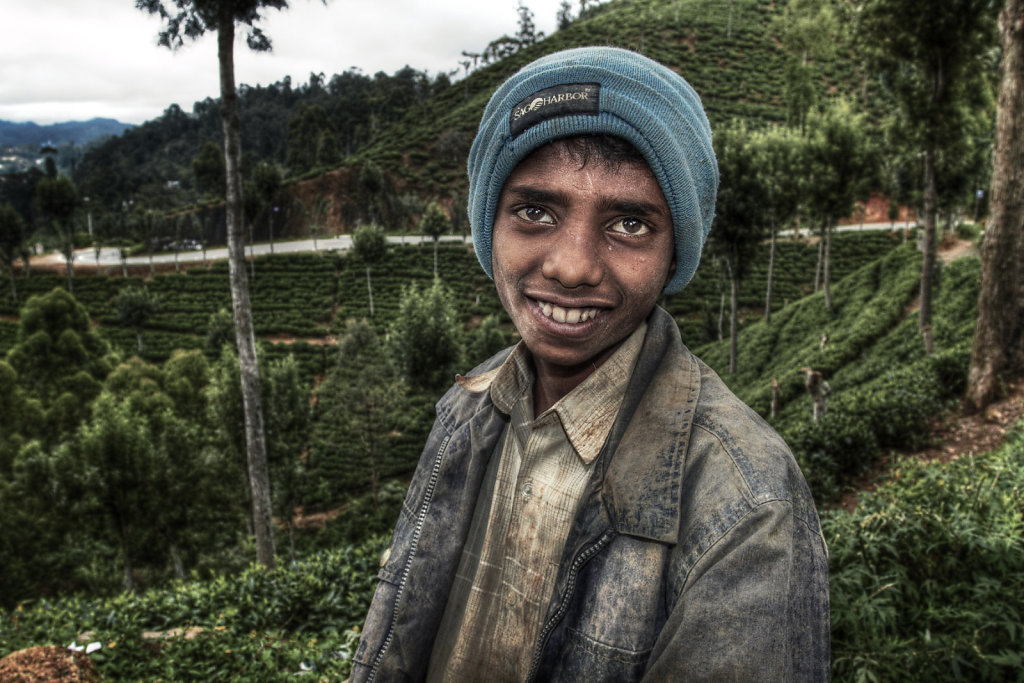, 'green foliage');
0,534,389,680
115,286,161,353
5,288,112,439
827,424,1024,681
309,320,405,507
192,142,226,199
696,246,980,501
391,279,463,394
